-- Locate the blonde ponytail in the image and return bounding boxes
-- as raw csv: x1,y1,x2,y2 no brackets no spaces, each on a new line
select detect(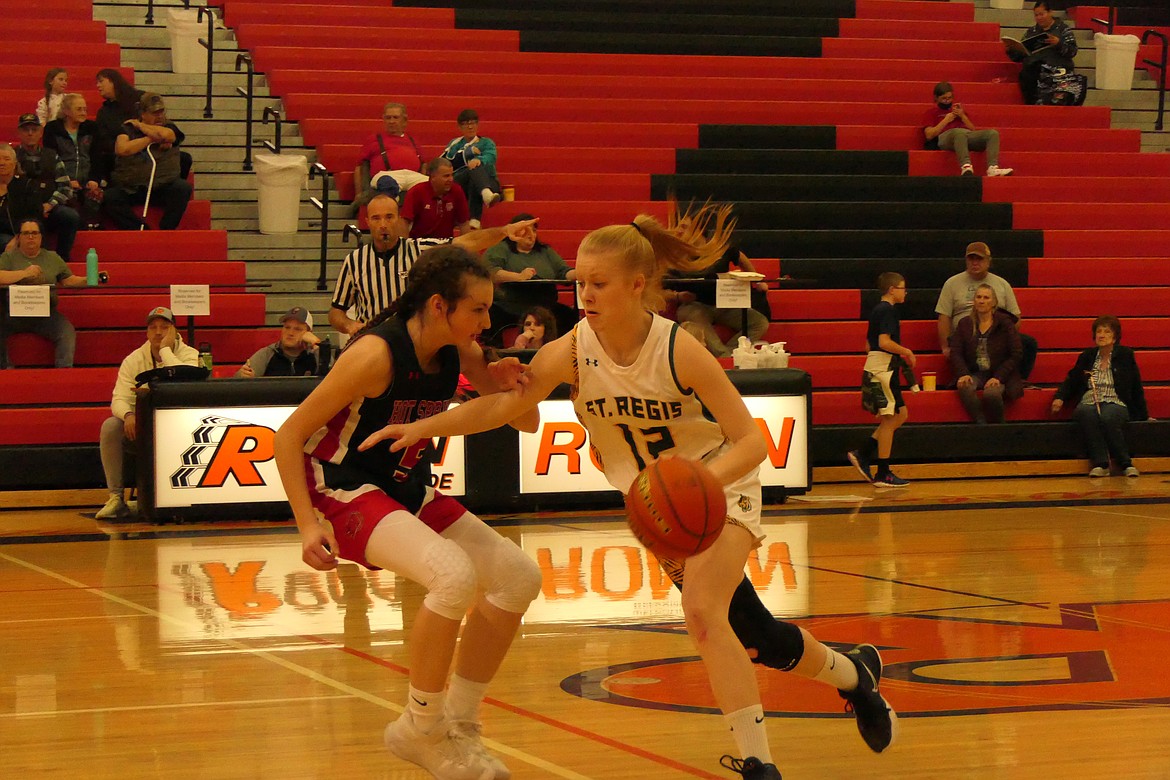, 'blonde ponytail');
578,200,736,312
